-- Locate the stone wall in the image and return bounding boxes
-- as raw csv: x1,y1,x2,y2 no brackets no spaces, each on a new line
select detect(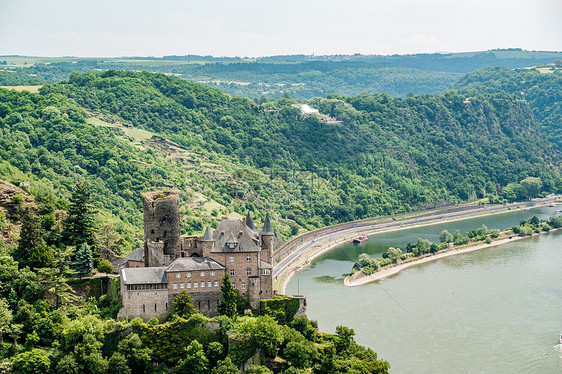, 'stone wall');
143,191,181,266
